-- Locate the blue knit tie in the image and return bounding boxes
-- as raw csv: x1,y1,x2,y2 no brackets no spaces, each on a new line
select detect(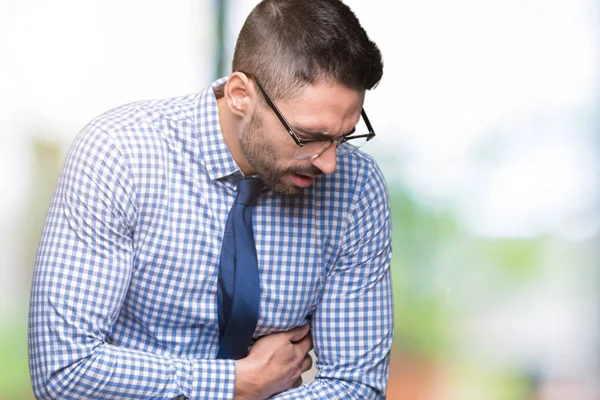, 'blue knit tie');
217,178,263,360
